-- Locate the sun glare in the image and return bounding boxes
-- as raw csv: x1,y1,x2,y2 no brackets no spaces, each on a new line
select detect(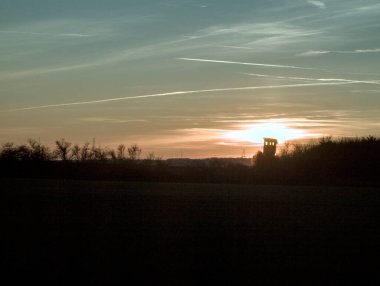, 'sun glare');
223,122,309,144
